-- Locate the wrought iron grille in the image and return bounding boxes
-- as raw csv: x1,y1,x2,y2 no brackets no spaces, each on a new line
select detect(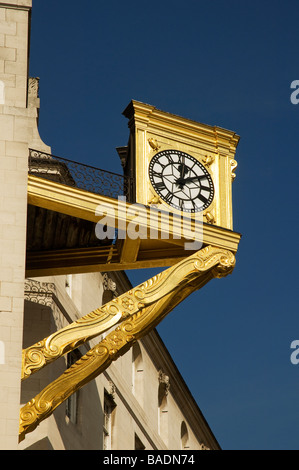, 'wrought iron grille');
28,149,131,199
